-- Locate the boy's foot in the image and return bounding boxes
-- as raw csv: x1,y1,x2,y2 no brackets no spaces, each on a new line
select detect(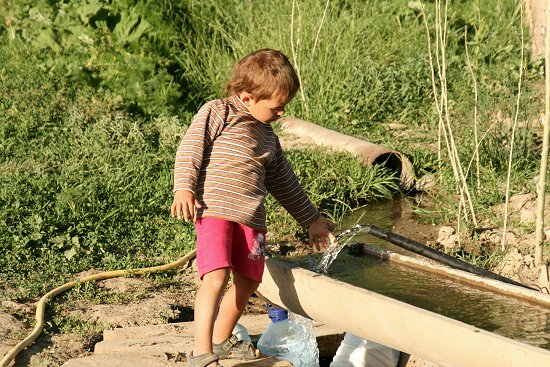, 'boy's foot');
213,334,260,360
188,352,221,367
